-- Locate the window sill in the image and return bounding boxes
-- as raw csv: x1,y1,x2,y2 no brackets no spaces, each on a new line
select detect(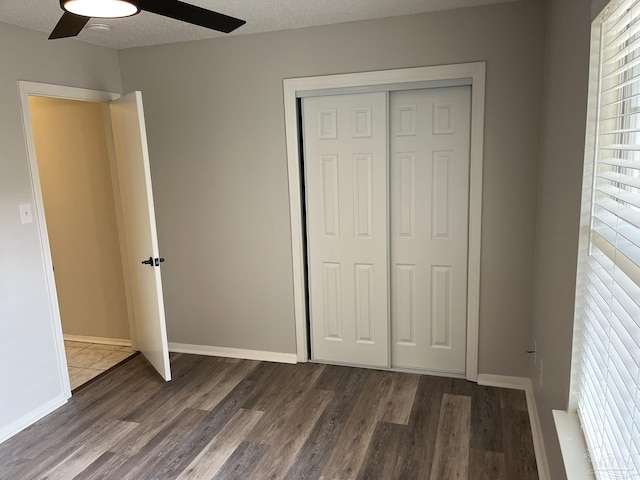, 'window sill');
553,410,592,479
